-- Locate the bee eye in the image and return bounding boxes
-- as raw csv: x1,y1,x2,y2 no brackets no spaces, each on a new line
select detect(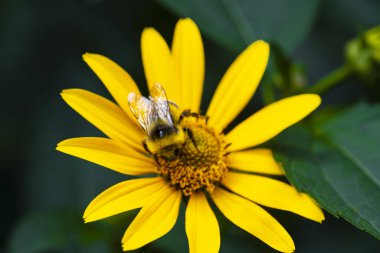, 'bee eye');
151,125,176,140
158,129,165,138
